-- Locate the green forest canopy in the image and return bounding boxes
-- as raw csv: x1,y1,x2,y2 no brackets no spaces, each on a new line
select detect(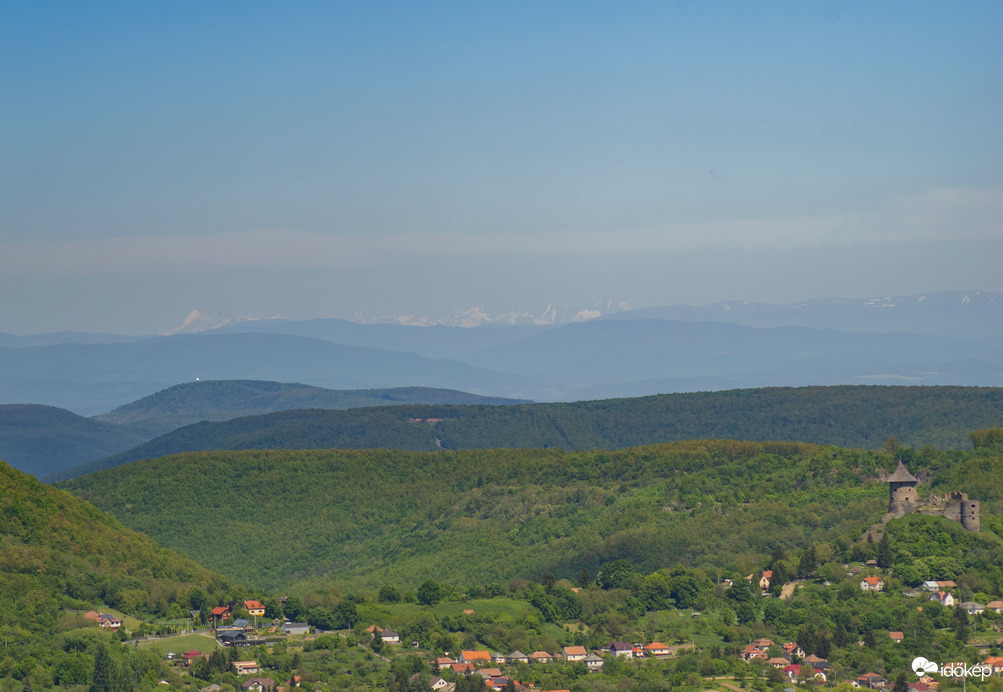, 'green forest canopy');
60,437,1003,594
